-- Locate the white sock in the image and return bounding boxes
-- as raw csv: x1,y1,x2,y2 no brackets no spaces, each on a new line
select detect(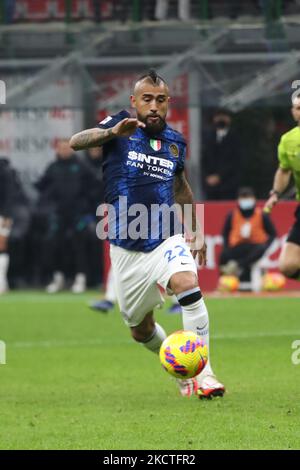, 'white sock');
0,253,9,292
143,322,167,354
181,297,213,376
